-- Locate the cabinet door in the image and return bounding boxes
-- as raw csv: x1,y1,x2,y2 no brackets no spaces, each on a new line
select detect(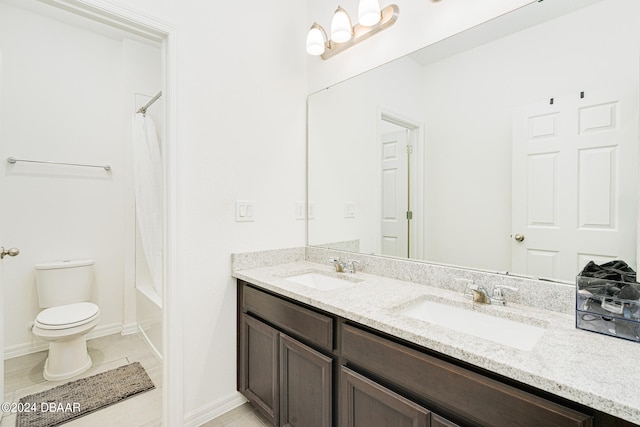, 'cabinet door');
280,334,332,427
340,366,430,427
239,314,279,425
